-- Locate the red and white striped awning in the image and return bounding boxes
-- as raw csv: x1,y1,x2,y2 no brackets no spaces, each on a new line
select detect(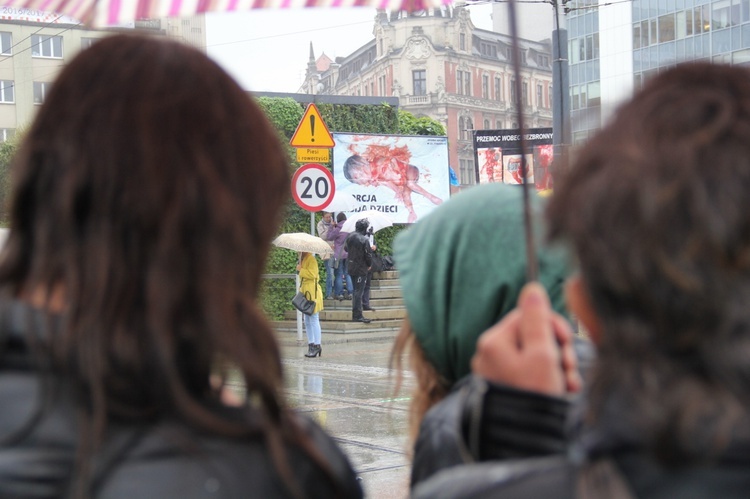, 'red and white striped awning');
1,0,454,26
